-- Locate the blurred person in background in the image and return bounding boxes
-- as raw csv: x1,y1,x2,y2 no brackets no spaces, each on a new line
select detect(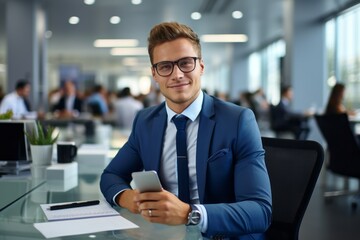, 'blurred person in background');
143,87,164,108
52,80,83,118
324,83,355,116
86,84,109,117
0,79,32,118
271,85,312,140
114,87,143,130
252,88,270,130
